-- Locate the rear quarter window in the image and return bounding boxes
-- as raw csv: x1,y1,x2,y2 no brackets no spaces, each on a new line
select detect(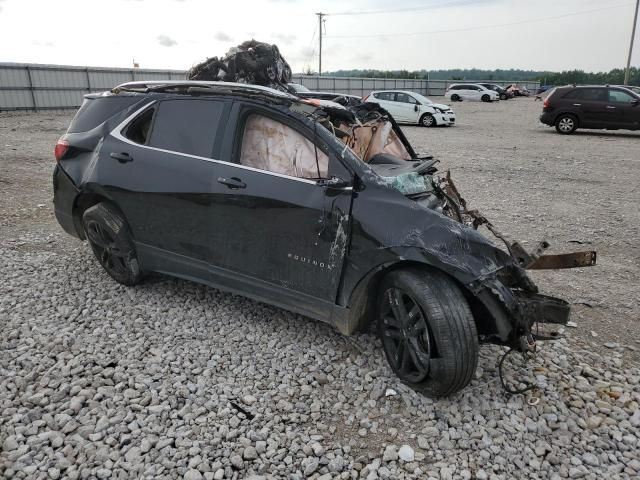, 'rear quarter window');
147,99,226,157
68,96,141,133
